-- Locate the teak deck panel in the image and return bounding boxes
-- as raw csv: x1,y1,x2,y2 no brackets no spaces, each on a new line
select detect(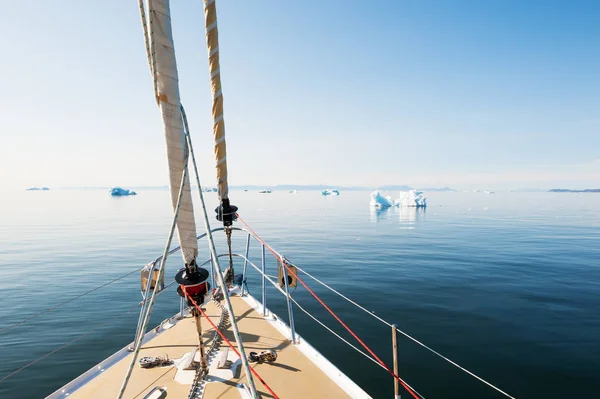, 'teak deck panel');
68,295,350,399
